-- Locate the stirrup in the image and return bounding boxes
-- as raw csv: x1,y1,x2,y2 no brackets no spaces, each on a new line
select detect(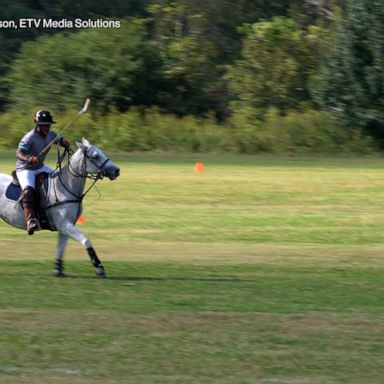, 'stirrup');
27,218,40,235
